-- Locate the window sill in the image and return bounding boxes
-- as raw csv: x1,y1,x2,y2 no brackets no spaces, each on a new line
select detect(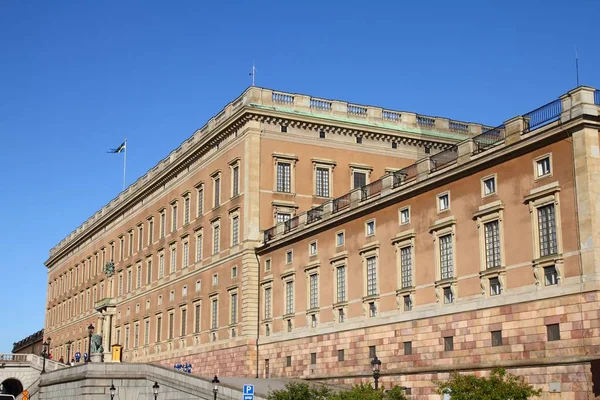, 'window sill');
396,286,415,295
306,308,320,315
362,294,379,302
479,266,506,278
